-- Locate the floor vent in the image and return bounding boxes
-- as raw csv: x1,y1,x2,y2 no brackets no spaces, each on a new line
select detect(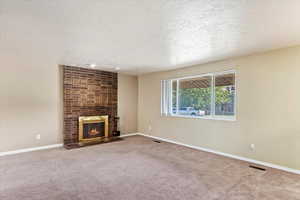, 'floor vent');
153,140,161,143
249,165,266,171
